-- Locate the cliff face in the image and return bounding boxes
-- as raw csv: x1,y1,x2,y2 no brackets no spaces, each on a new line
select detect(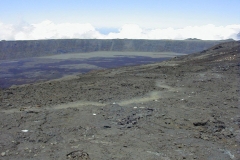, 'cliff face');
0,39,231,60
